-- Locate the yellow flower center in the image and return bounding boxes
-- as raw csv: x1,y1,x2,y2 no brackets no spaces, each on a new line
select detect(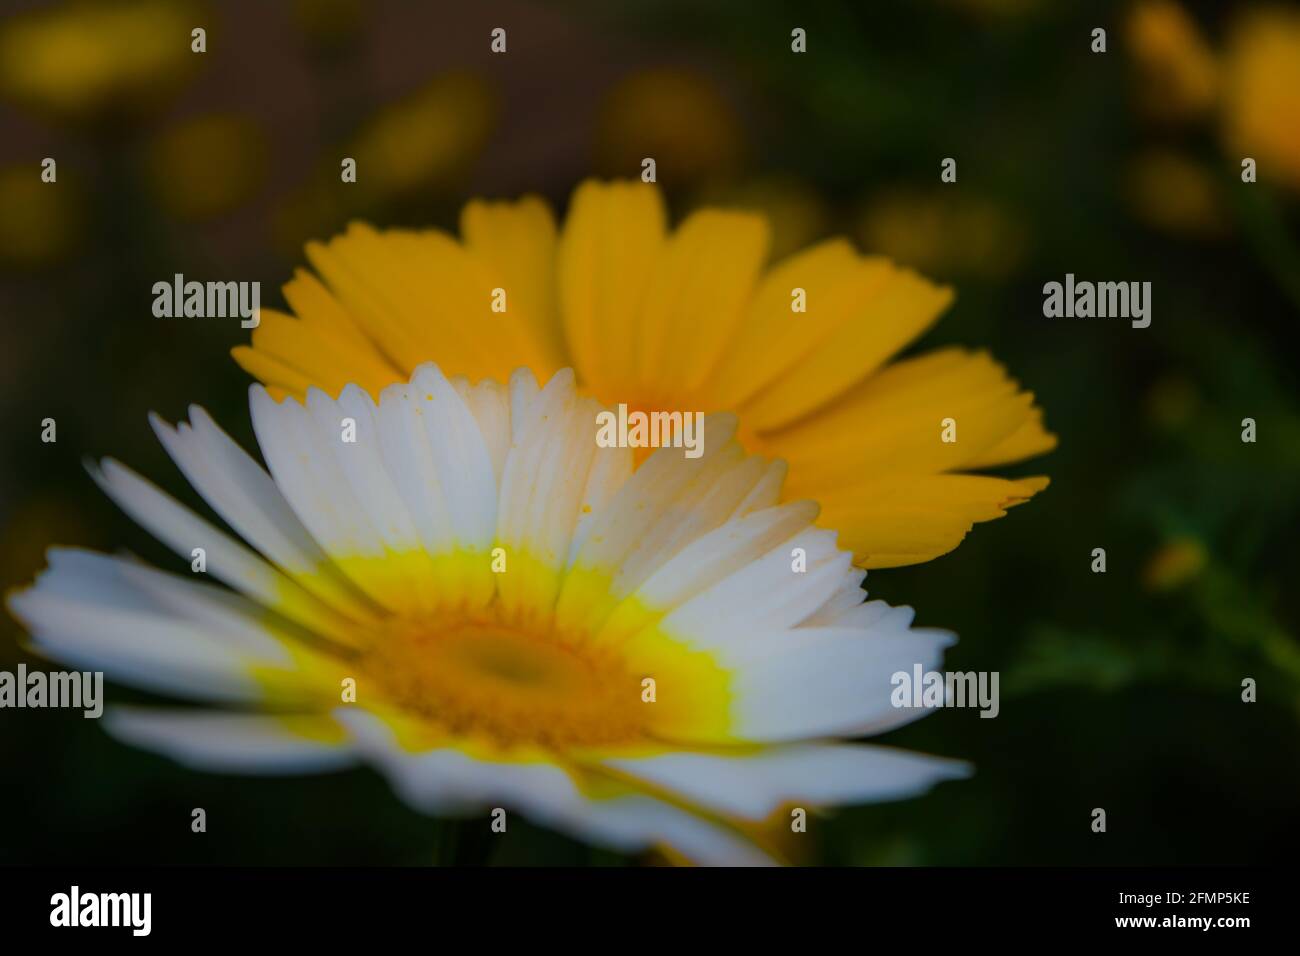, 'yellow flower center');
361,617,650,750
280,553,736,753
